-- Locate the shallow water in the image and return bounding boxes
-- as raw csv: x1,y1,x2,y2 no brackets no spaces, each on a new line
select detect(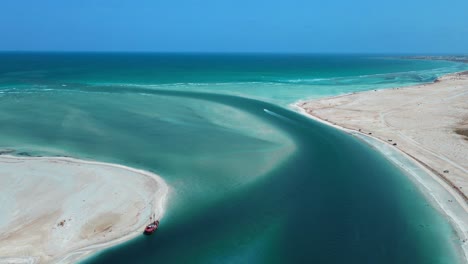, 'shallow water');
0,53,466,263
